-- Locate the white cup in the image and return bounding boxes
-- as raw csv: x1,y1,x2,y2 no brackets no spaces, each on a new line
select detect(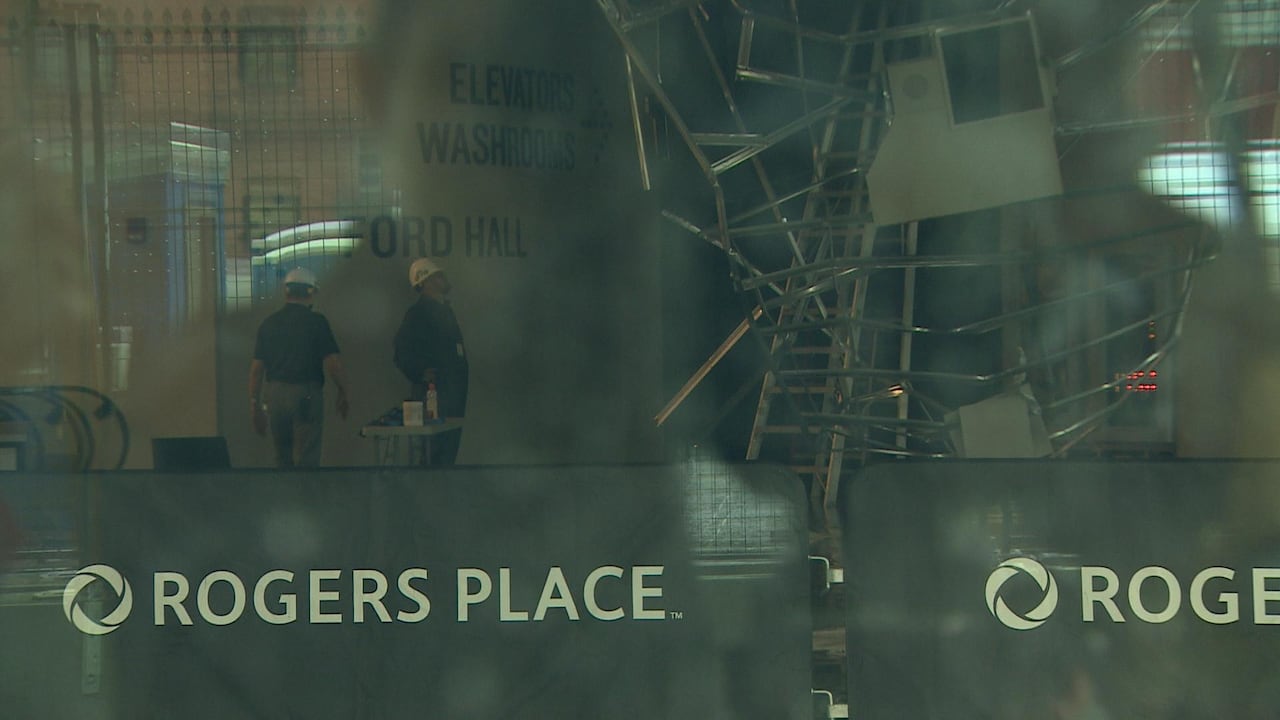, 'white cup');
402,401,424,427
